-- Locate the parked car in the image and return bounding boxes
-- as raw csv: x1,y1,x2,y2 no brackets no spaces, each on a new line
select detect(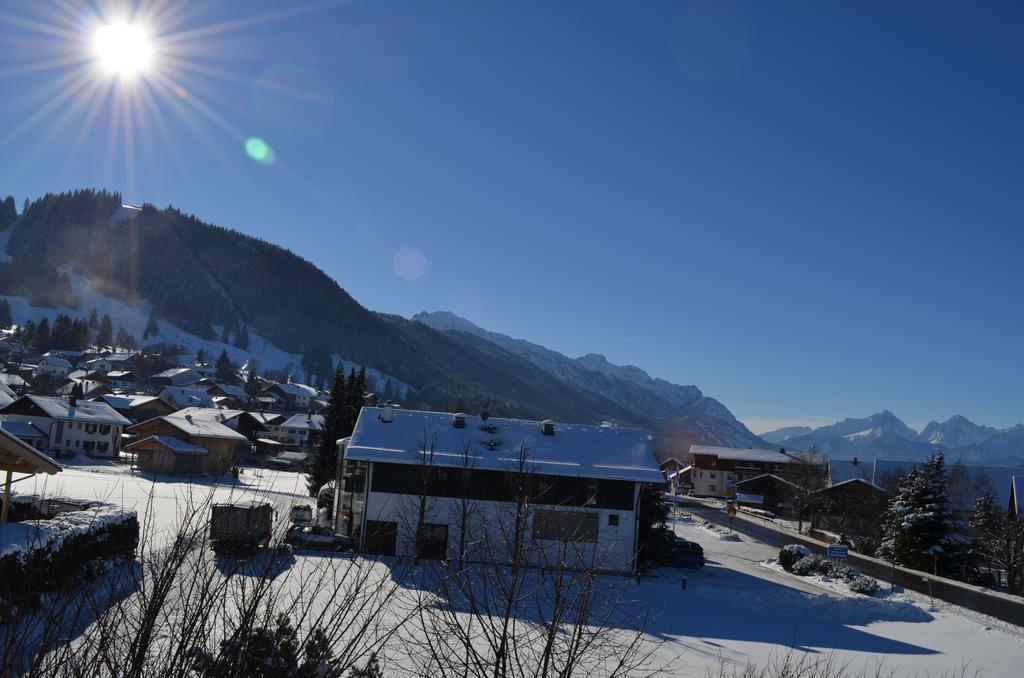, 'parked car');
669,538,705,569
284,525,353,551
289,504,313,524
